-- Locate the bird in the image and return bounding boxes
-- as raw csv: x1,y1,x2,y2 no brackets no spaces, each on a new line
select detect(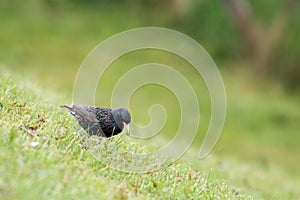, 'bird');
60,105,131,137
